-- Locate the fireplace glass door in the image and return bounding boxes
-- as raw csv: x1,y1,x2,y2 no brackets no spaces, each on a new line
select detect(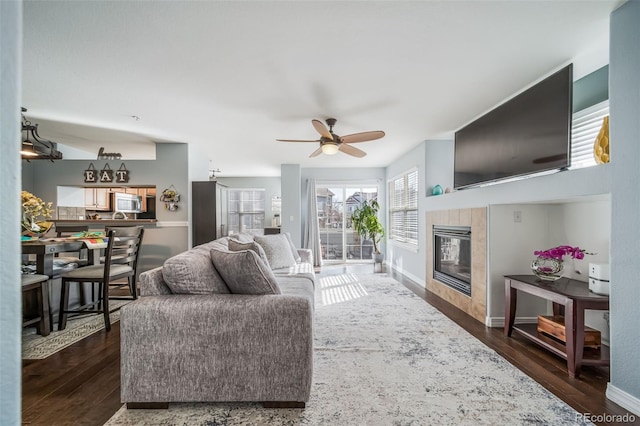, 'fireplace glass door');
433,226,472,296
